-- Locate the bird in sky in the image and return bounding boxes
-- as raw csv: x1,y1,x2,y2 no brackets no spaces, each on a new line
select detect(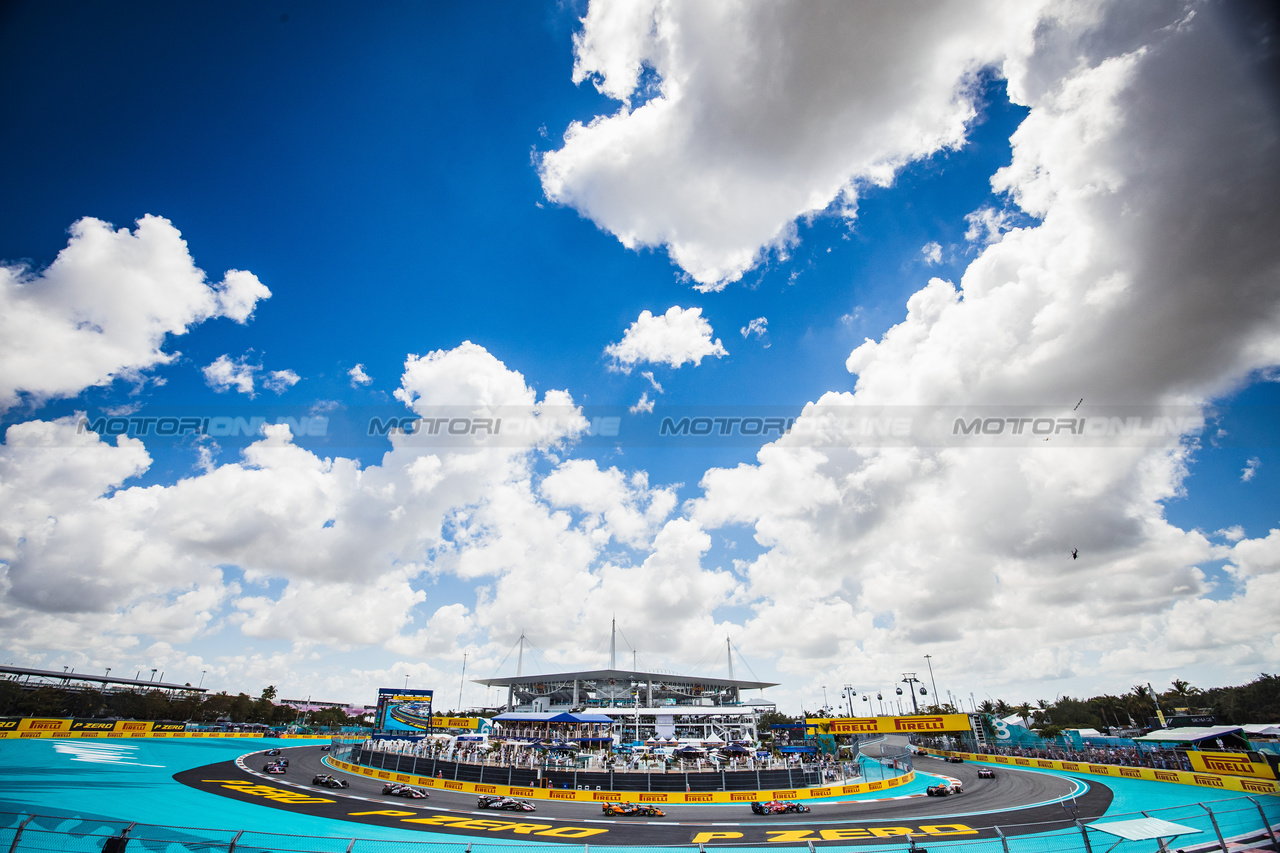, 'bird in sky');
1072,548,1079,559
1074,398,1083,411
